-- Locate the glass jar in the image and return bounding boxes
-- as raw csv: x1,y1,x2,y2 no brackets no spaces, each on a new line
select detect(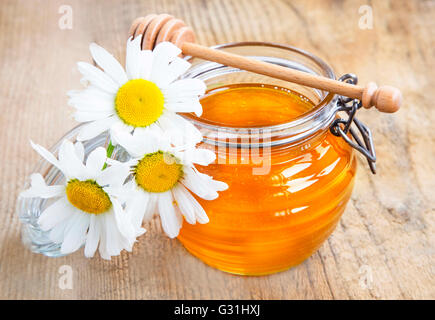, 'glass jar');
17,128,129,257
178,42,357,275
